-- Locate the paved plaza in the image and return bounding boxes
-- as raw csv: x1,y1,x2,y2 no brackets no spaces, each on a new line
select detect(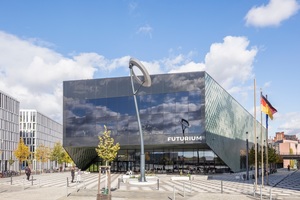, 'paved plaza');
0,169,300,200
